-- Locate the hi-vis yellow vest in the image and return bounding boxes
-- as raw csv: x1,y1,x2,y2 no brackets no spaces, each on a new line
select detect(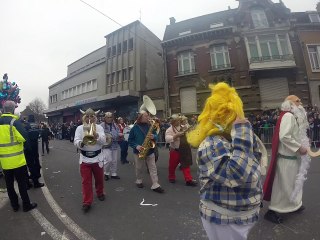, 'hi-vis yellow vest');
0,114,26,169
